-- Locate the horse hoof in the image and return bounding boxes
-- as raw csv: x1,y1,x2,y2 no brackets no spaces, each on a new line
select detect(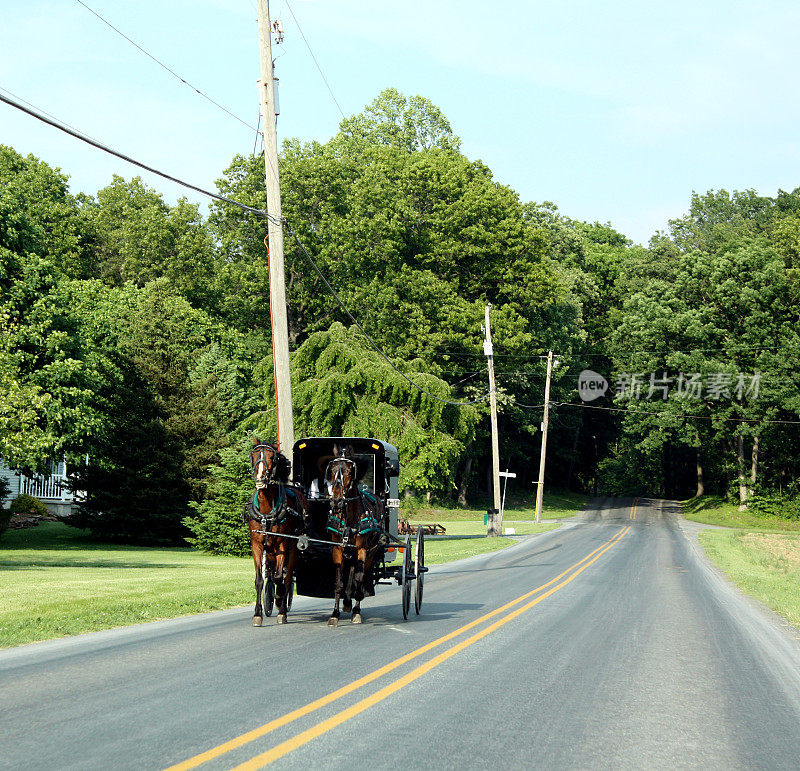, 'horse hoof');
352,613,362,624
277,614,287,624
252,616,263,627
328,617,338,627
342,598,352,613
